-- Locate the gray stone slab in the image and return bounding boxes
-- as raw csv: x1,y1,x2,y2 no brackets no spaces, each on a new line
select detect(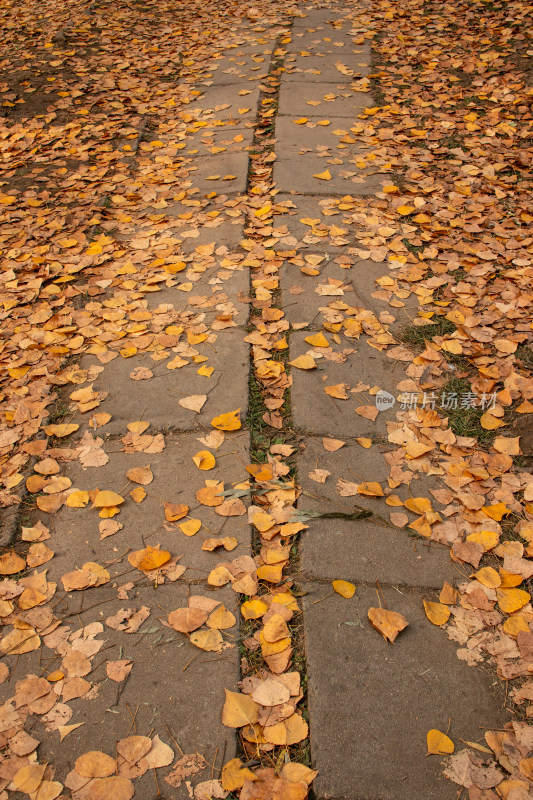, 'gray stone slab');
273,157,387,195
281,258,395,326
291,9,354,29
185,84,260,121
42,430,250,582
181,124,254,156
303,584,504,800
275,115,366,156
284,55,368,83
75,332,249,435
184,152,250,195
278,82,371,117
289,331,402,437
144,272,249,327
205,46,274,84
33,583,238,800
297,436,455,588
